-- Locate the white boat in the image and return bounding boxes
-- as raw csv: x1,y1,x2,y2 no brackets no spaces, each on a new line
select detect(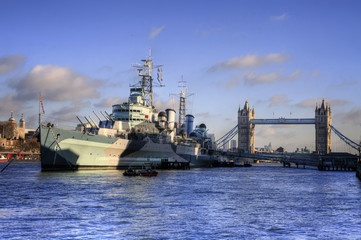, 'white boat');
0,154,8,162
